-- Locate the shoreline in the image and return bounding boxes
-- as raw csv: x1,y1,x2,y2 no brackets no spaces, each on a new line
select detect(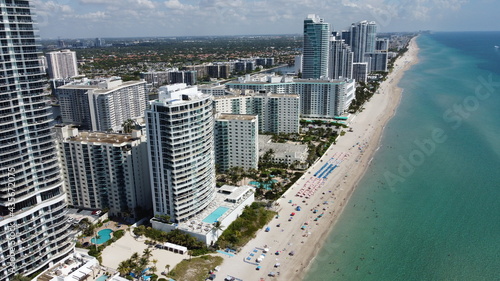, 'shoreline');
215,36,420,281
296,36,420,281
